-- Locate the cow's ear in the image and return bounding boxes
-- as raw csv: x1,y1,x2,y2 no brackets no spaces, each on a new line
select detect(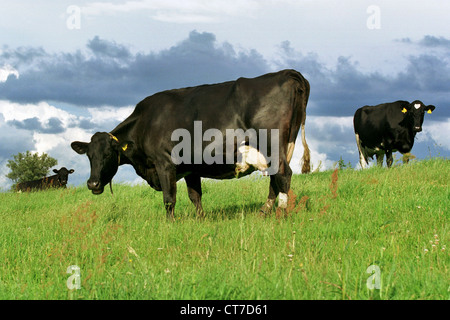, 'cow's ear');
71,141,89,154
425,105,435,114
53,169,58,173
69,169,75,174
